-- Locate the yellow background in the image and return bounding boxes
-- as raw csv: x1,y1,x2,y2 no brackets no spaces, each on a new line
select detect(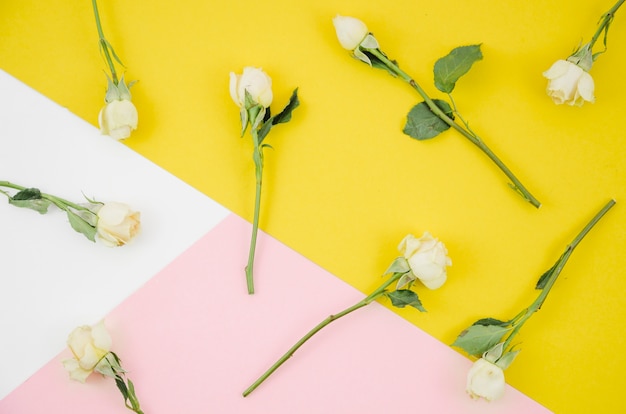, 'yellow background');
2,1,625,412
